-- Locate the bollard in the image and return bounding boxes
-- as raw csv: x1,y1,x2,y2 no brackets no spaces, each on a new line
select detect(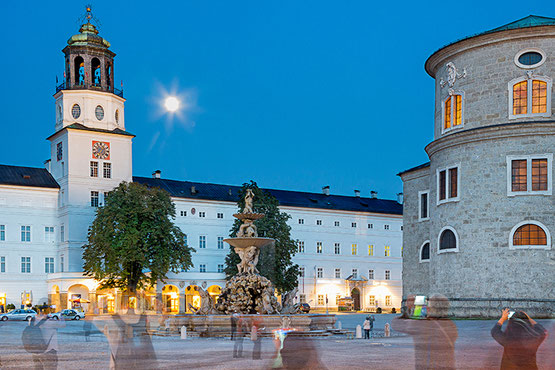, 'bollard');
337,320,342,330
181,325,187,340
165,318,170,332
355,324,362,339
384,323,390,337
